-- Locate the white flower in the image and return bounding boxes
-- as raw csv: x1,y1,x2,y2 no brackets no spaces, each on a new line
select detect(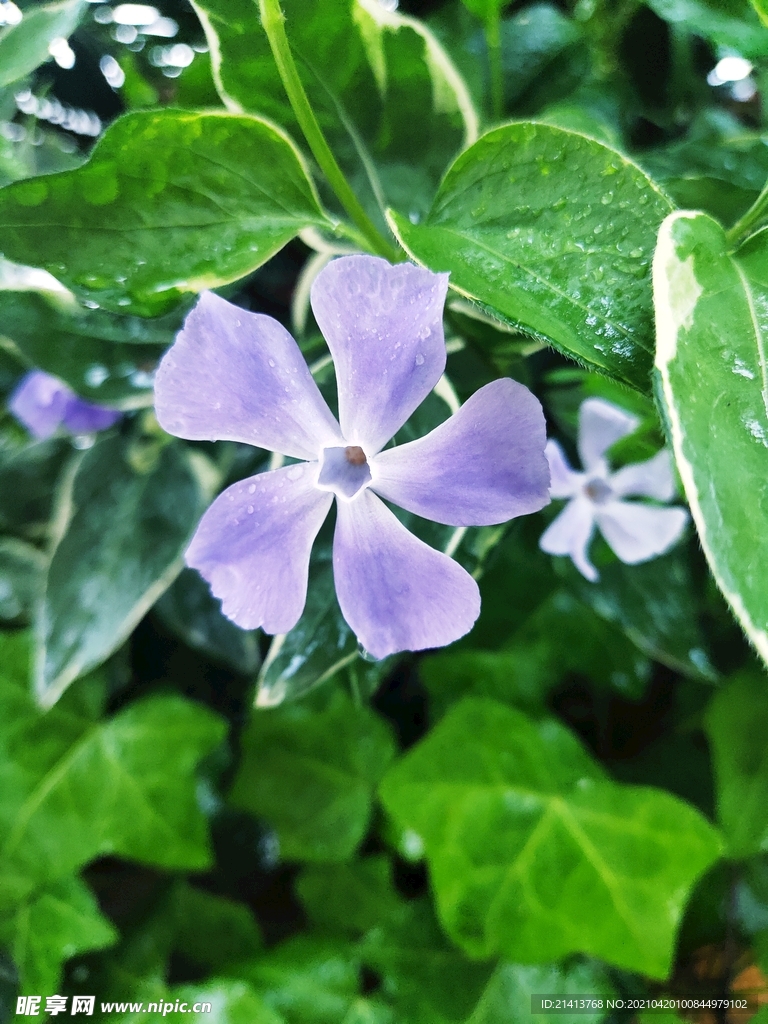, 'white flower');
539,397,688,581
